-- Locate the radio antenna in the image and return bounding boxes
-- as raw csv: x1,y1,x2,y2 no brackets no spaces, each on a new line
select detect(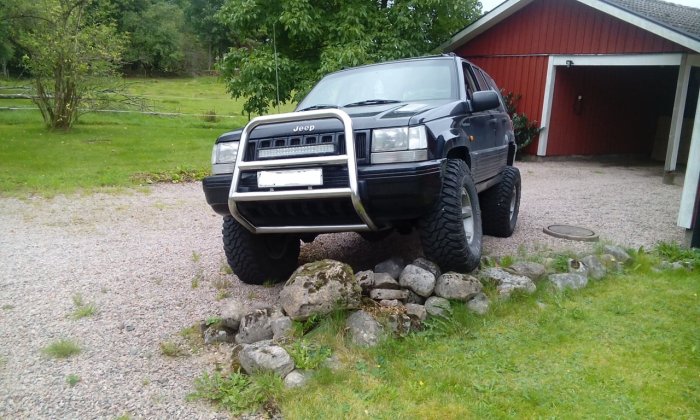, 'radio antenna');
273,22,281,113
